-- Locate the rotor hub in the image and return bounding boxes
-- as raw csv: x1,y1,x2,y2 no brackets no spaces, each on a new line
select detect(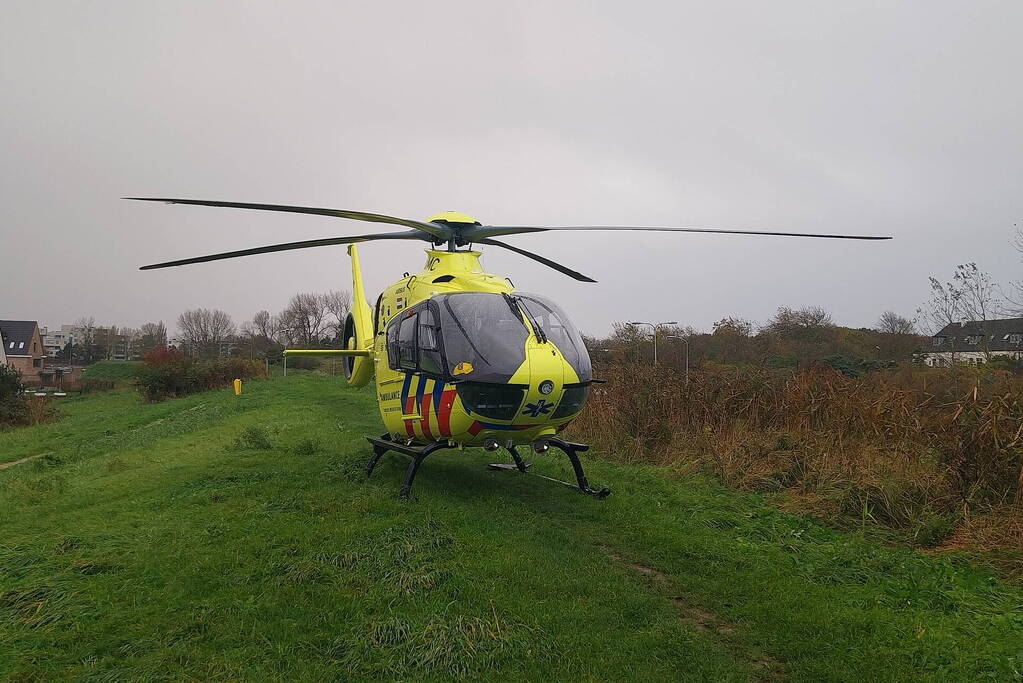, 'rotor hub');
425,211,479,225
